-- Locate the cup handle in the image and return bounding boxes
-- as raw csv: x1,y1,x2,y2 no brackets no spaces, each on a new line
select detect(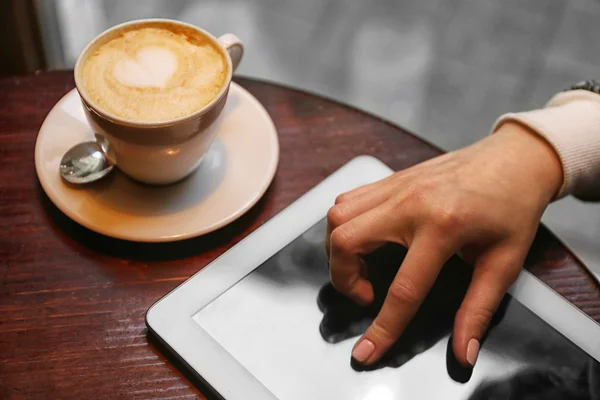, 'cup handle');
218,34,244,73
